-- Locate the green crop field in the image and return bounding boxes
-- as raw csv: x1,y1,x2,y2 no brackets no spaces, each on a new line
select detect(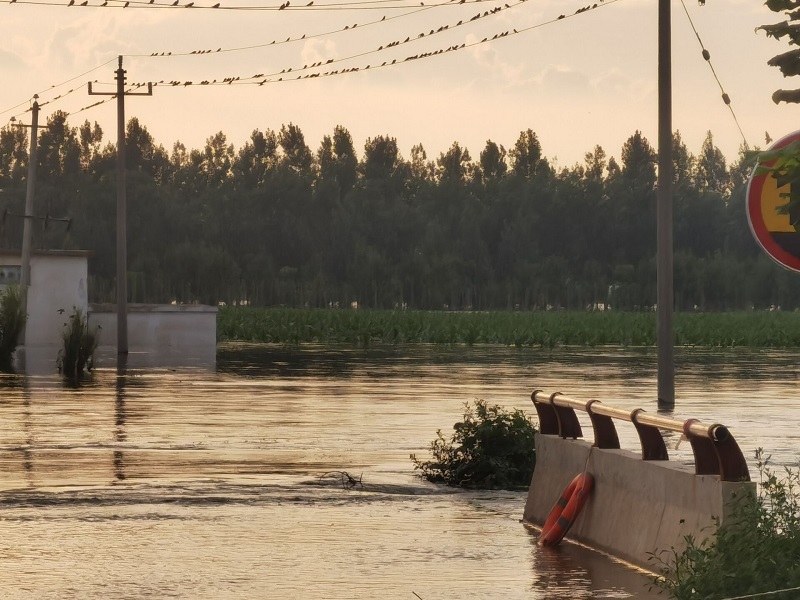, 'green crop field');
217,308,800,348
